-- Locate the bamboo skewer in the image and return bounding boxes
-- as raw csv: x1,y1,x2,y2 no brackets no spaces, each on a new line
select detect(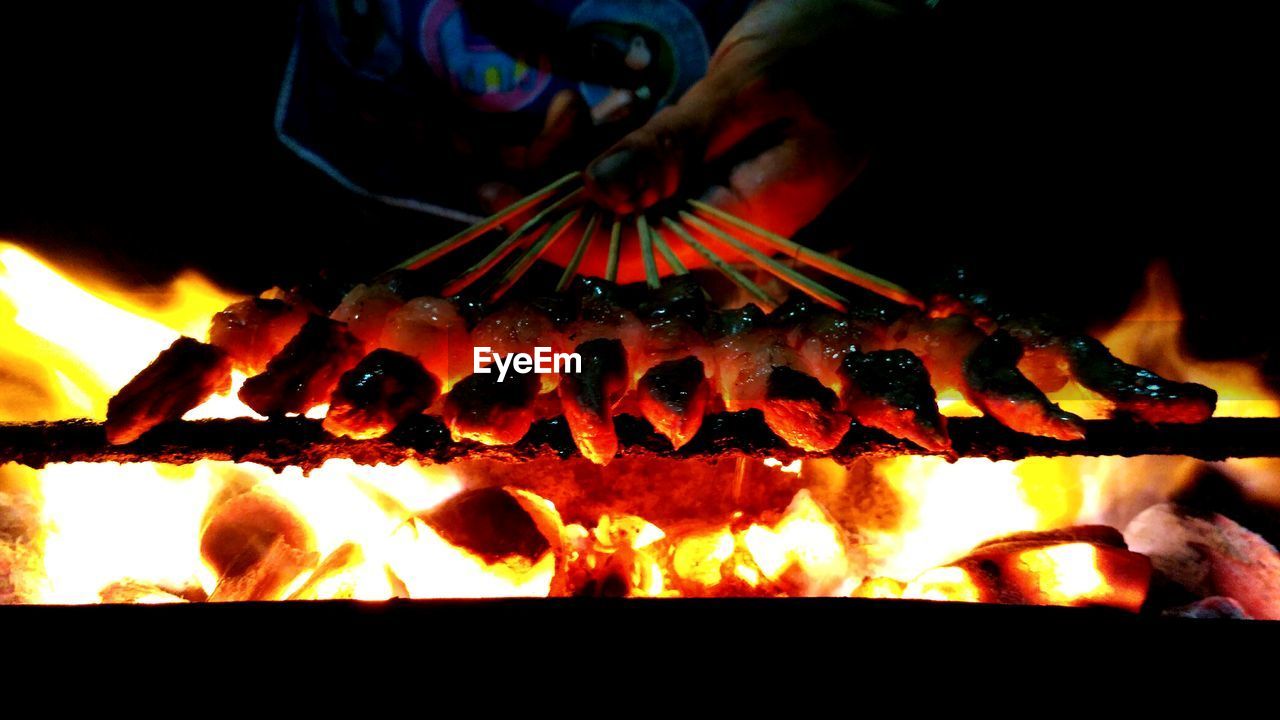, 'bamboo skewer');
386,167,919,309
556,211,600,292
637,216,661,289
490,209,583,300
687,199,925,309
442,188,584,296
605,219,622,282
393,171,581,272
679,211,847,311
649,226,688,275
661,218,778,308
